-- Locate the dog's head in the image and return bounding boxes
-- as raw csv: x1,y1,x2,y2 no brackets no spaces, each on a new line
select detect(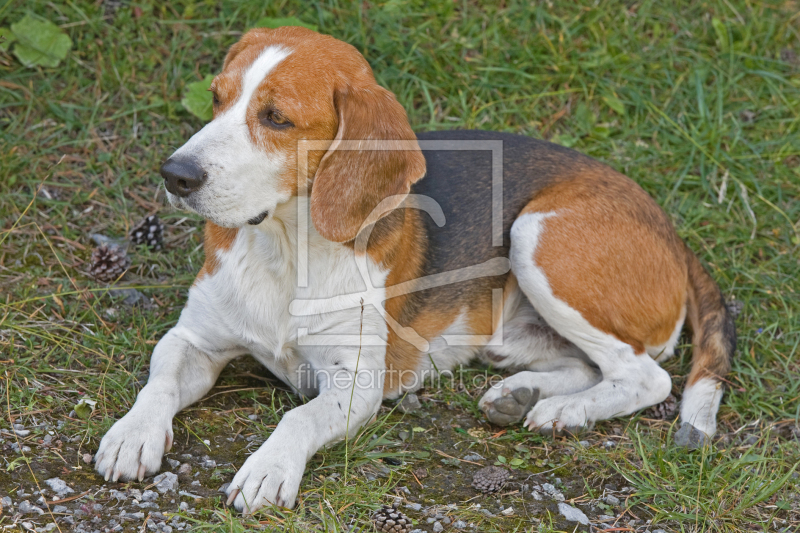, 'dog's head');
161,27,425,242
